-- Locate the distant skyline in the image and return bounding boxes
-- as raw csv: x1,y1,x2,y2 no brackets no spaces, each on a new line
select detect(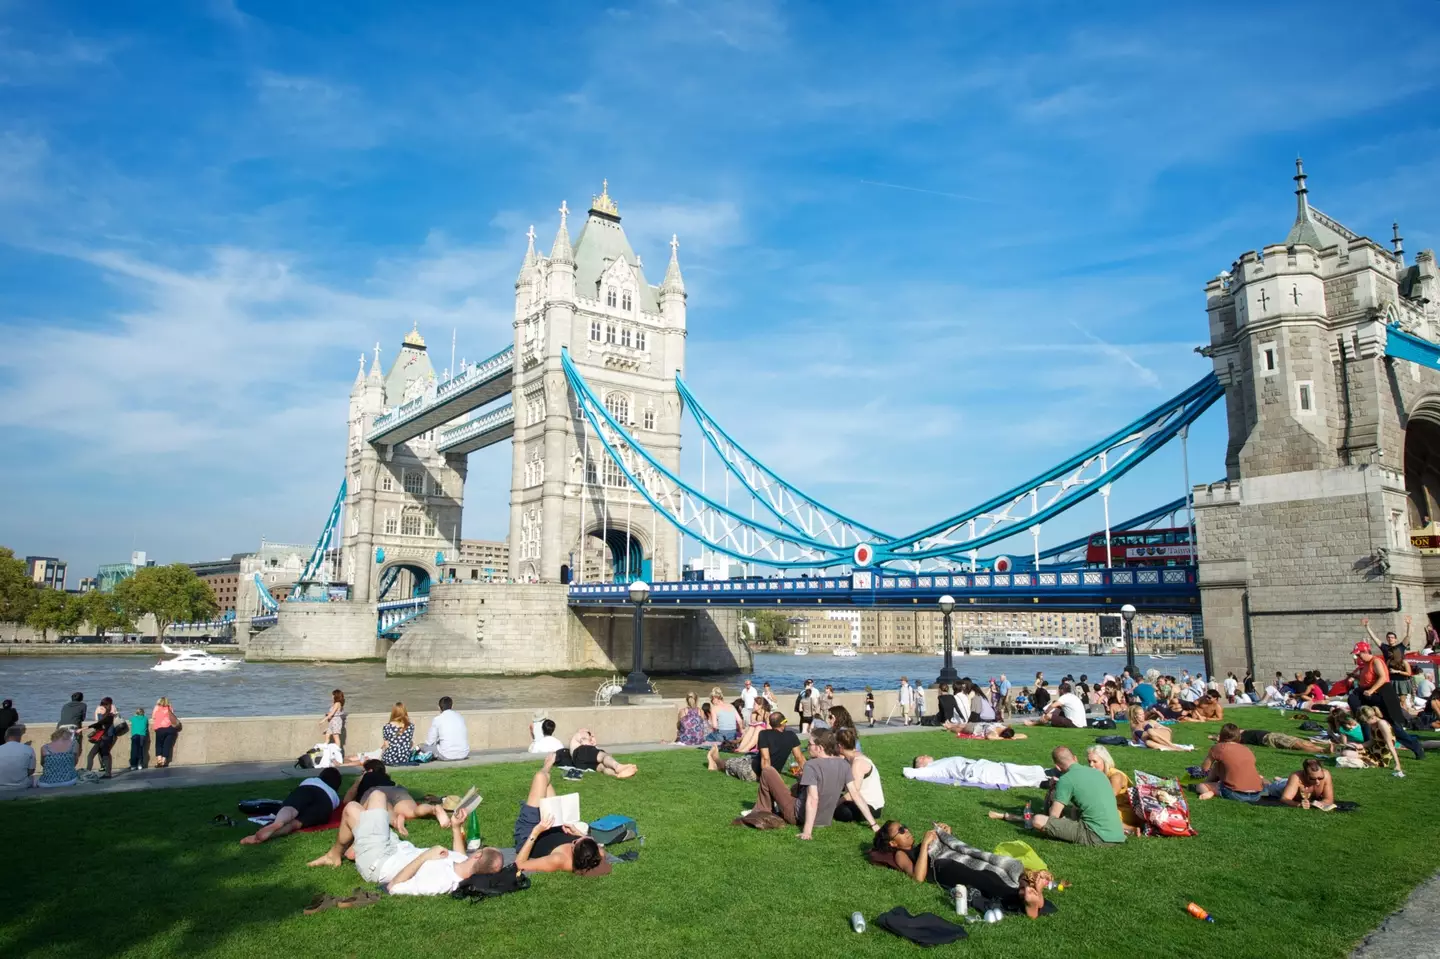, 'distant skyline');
1,1,1438,576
